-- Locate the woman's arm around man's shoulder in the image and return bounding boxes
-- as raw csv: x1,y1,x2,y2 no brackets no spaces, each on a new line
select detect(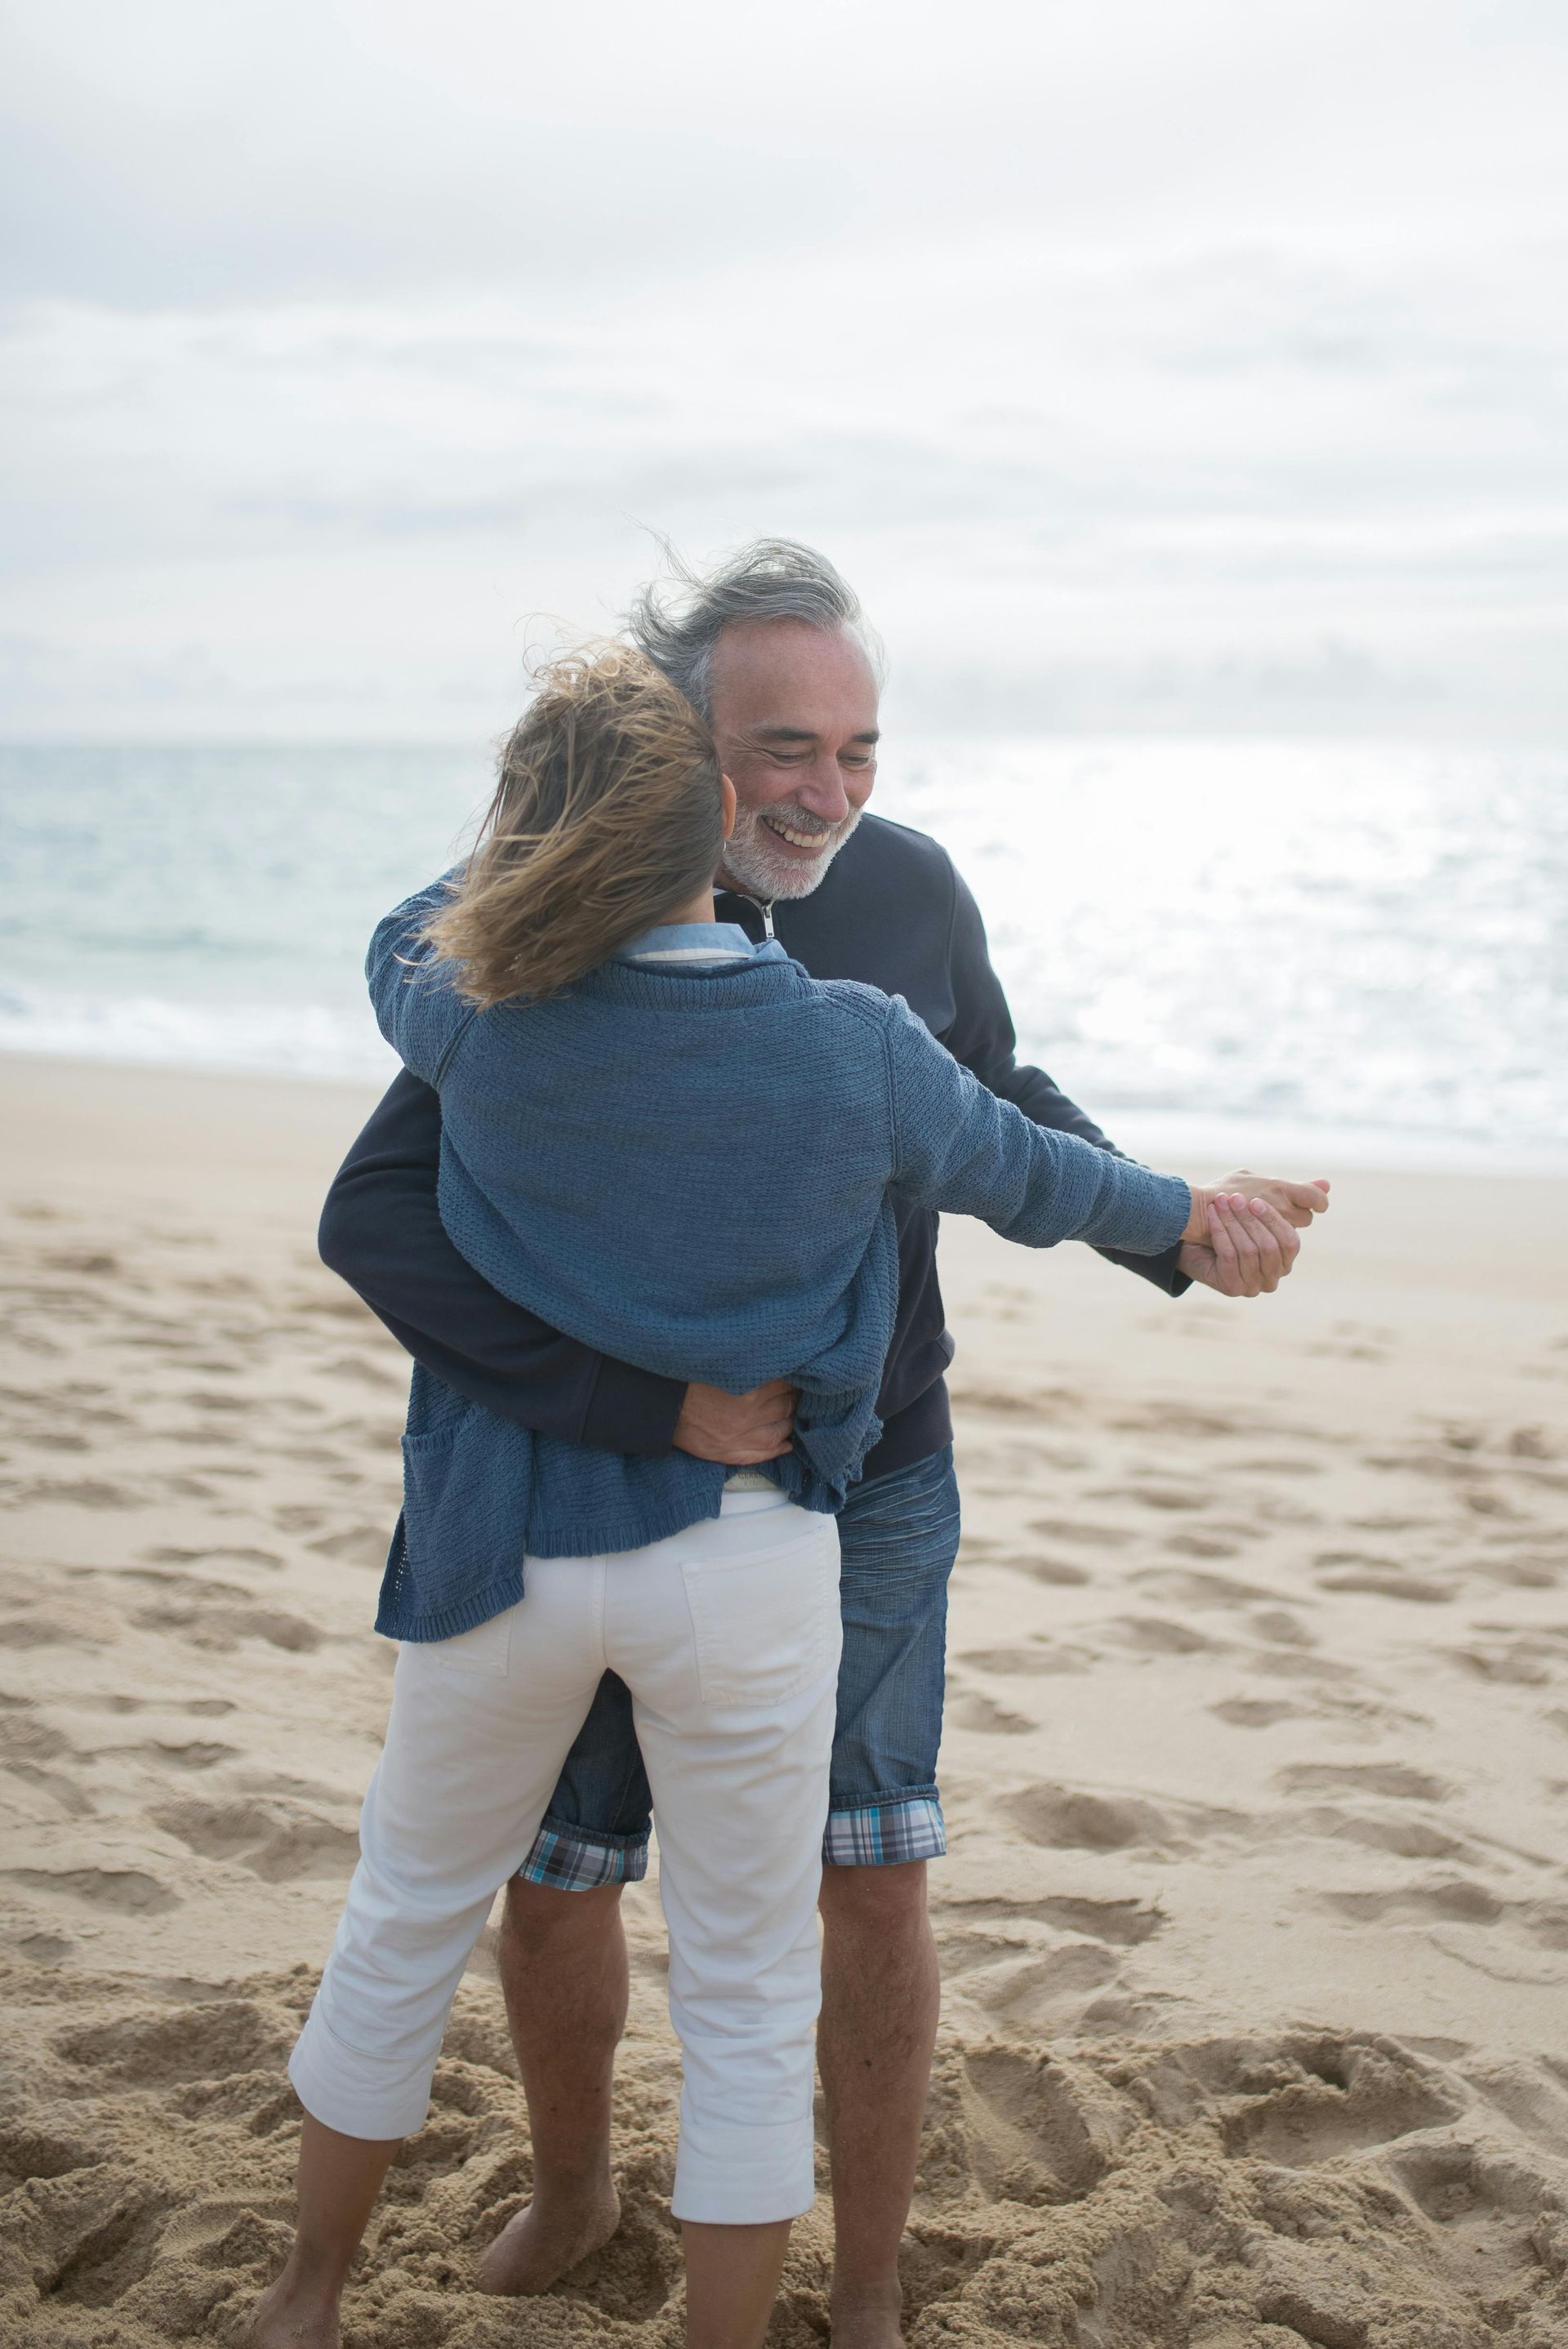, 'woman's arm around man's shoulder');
367,878,478,1089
